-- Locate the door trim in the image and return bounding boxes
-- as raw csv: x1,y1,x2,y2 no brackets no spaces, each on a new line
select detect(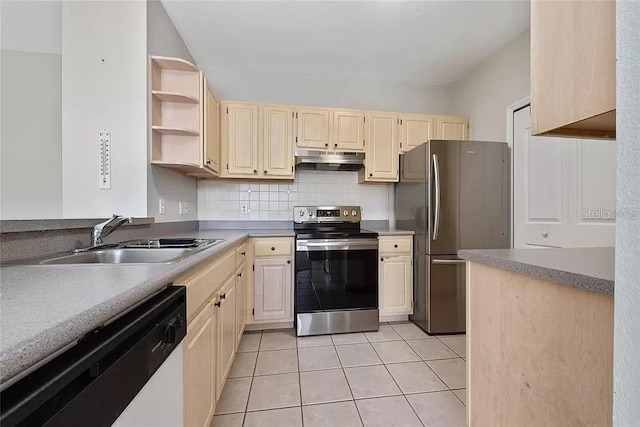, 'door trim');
506,96,531,249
